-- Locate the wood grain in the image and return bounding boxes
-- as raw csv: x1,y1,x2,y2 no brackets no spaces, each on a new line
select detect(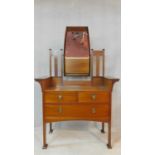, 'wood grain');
78,92,109,103
65,58,89,75
44,104,109,118
44,92,78,103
